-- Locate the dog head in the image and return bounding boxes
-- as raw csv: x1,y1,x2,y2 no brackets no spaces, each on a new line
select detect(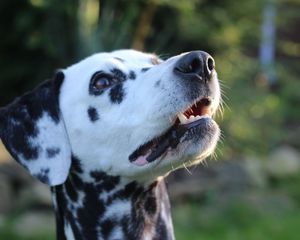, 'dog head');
0,49,220,185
